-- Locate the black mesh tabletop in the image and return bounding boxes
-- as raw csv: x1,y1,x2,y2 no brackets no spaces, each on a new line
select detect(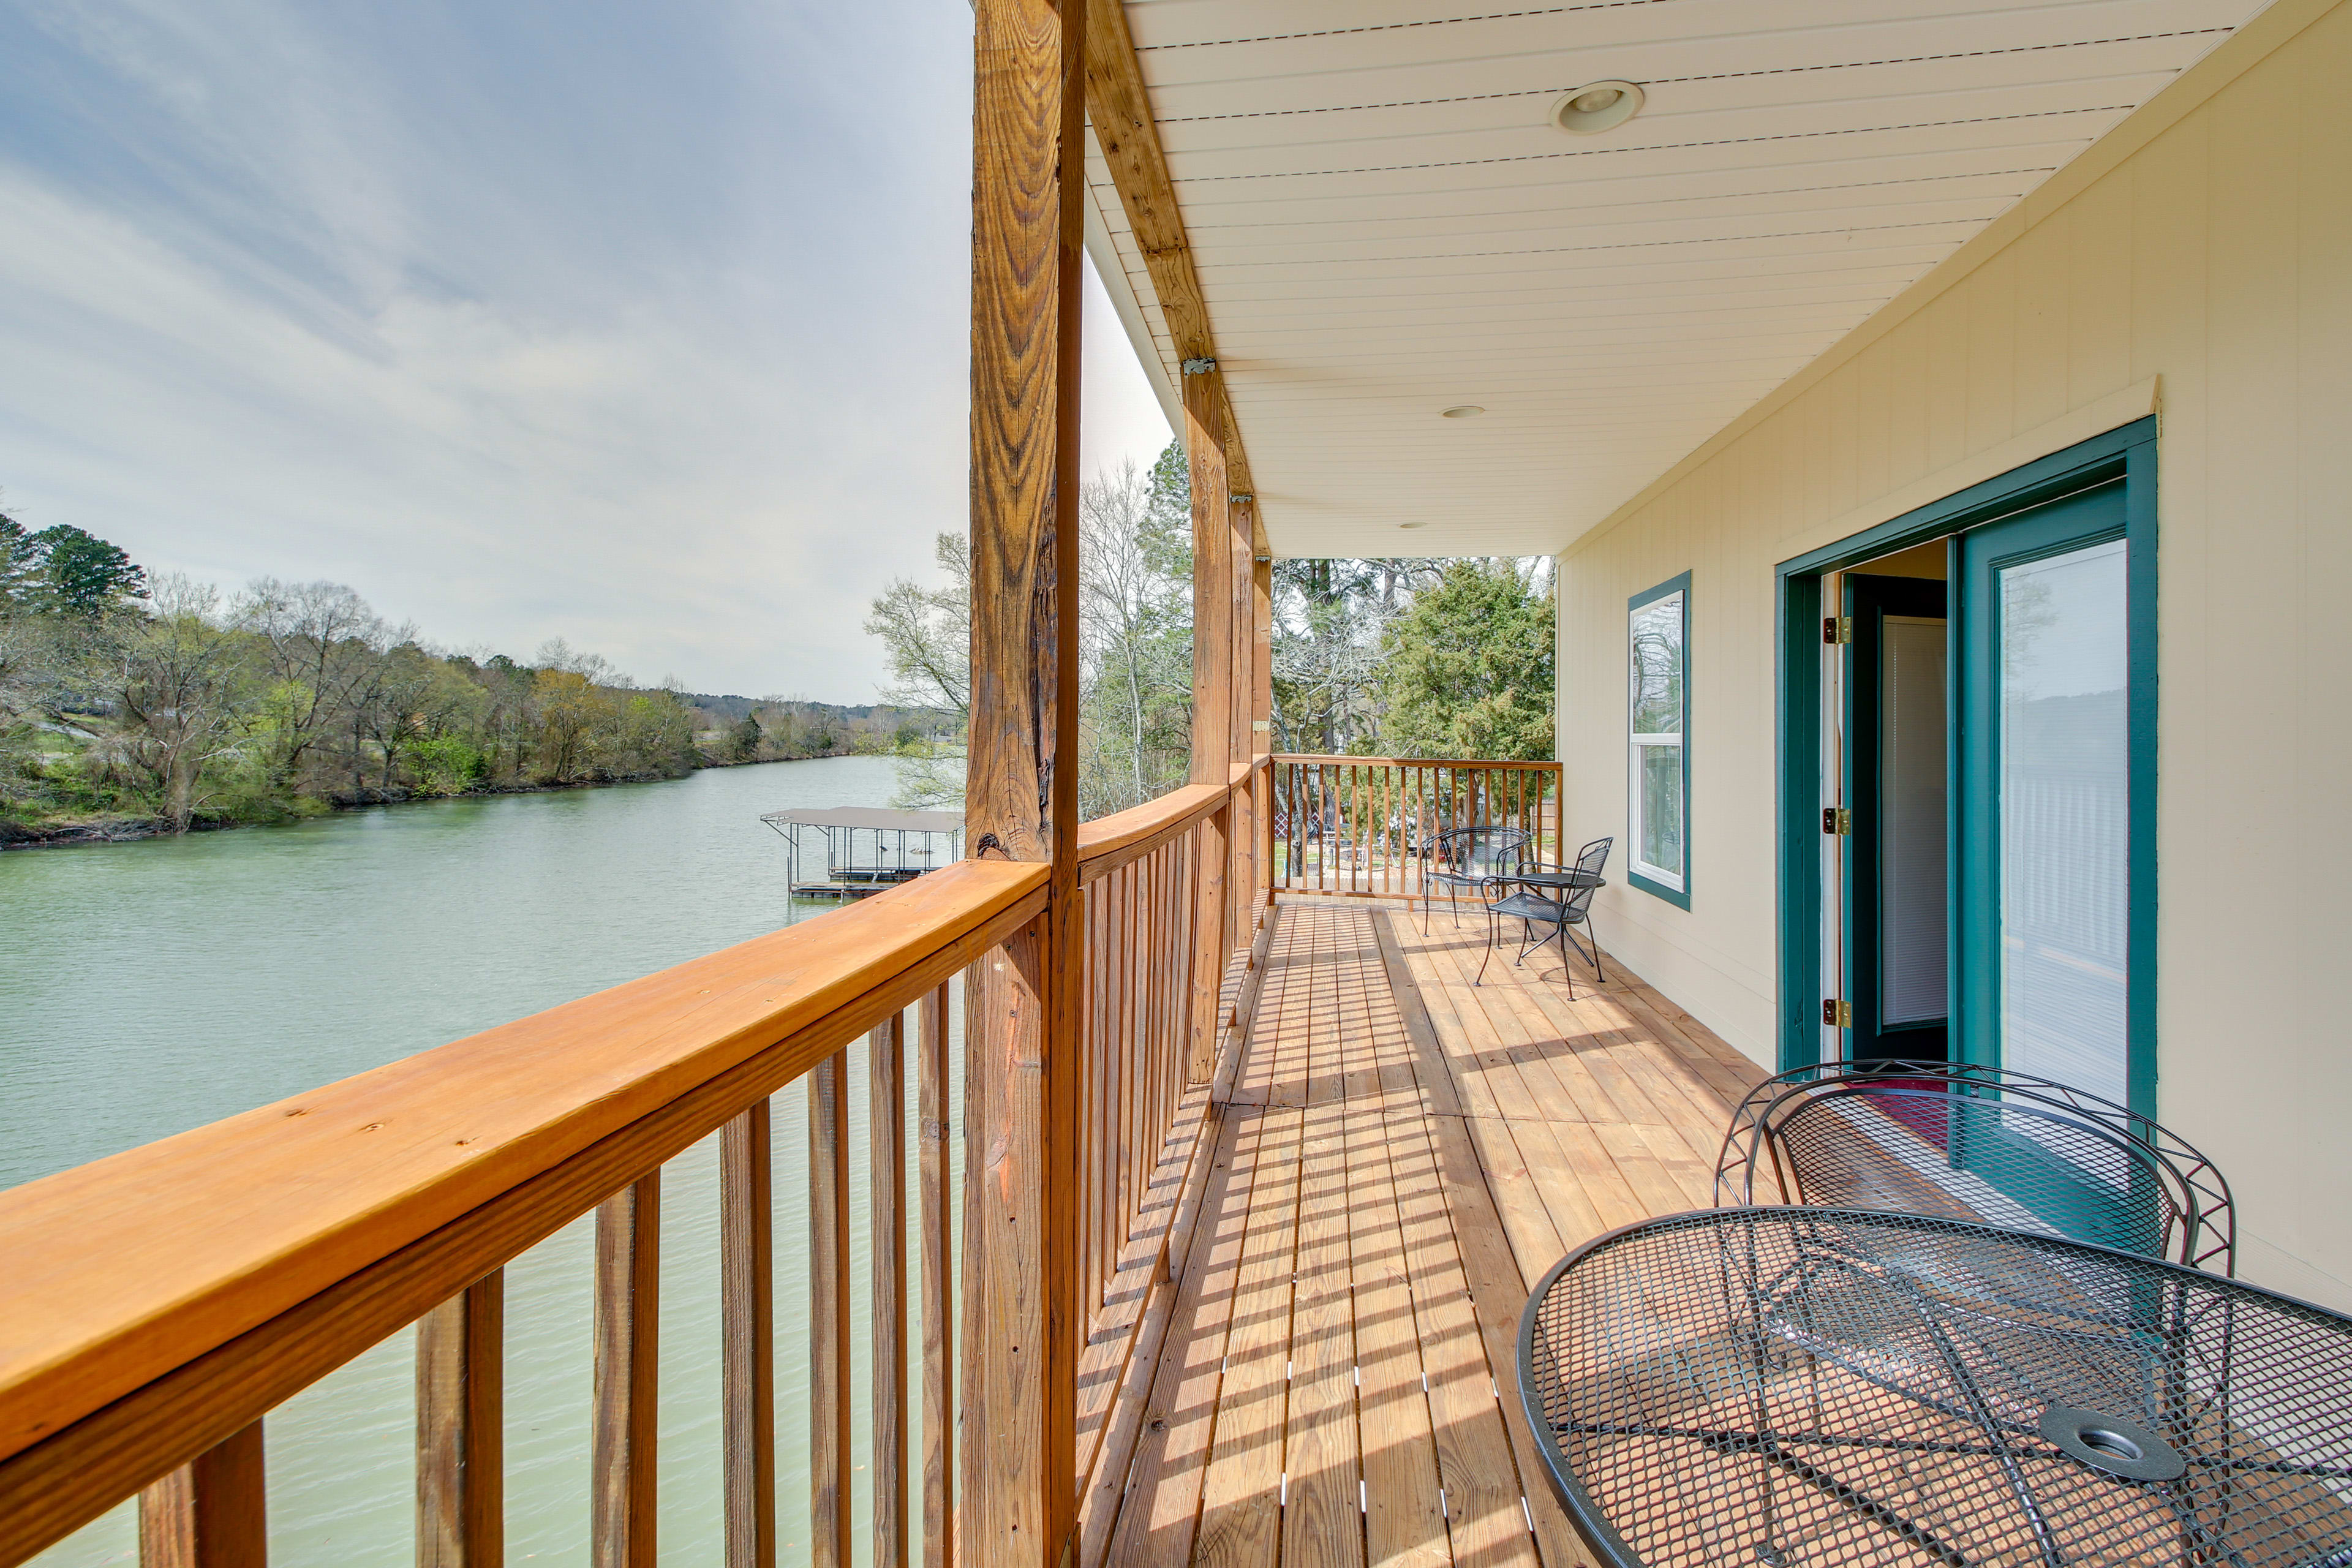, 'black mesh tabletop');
1518,1208,2352,1568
